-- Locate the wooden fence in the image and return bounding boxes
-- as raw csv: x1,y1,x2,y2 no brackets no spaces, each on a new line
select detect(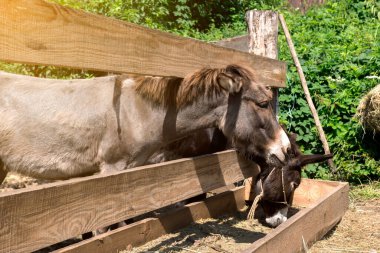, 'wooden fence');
0,0,286,87
0,1,287,252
